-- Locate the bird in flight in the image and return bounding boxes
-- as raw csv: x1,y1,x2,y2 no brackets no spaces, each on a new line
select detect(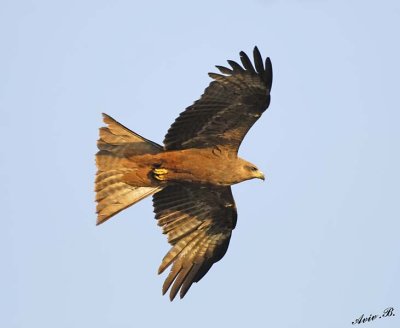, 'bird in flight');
95,47,273,300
